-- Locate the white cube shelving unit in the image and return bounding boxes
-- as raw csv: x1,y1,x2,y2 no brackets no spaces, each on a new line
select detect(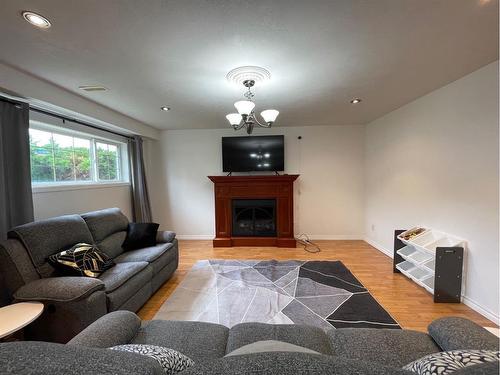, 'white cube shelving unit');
393,228,466,303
